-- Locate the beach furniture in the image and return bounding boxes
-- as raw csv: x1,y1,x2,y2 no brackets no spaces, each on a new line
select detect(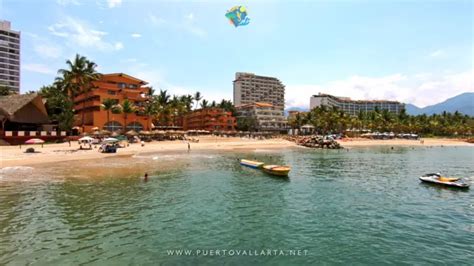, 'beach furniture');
240,159,264,169
419,173,469,188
